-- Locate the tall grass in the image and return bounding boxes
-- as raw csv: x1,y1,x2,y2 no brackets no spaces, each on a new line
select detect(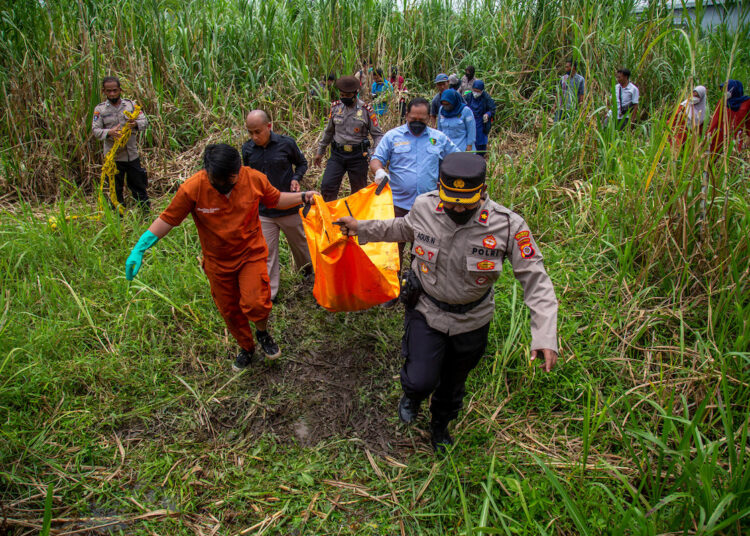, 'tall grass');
1,0,748,195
